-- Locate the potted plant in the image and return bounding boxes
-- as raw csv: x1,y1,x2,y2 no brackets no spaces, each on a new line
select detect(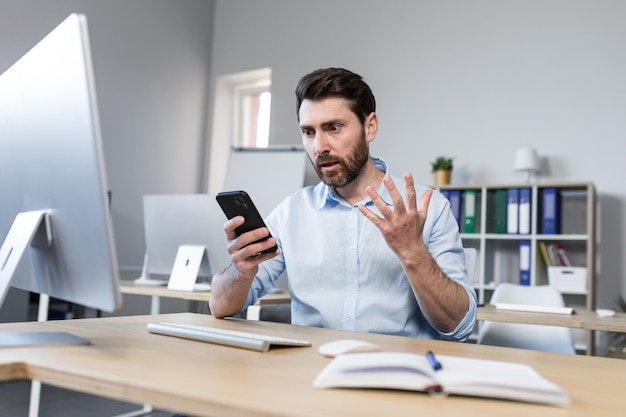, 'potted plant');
431,156,453,186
